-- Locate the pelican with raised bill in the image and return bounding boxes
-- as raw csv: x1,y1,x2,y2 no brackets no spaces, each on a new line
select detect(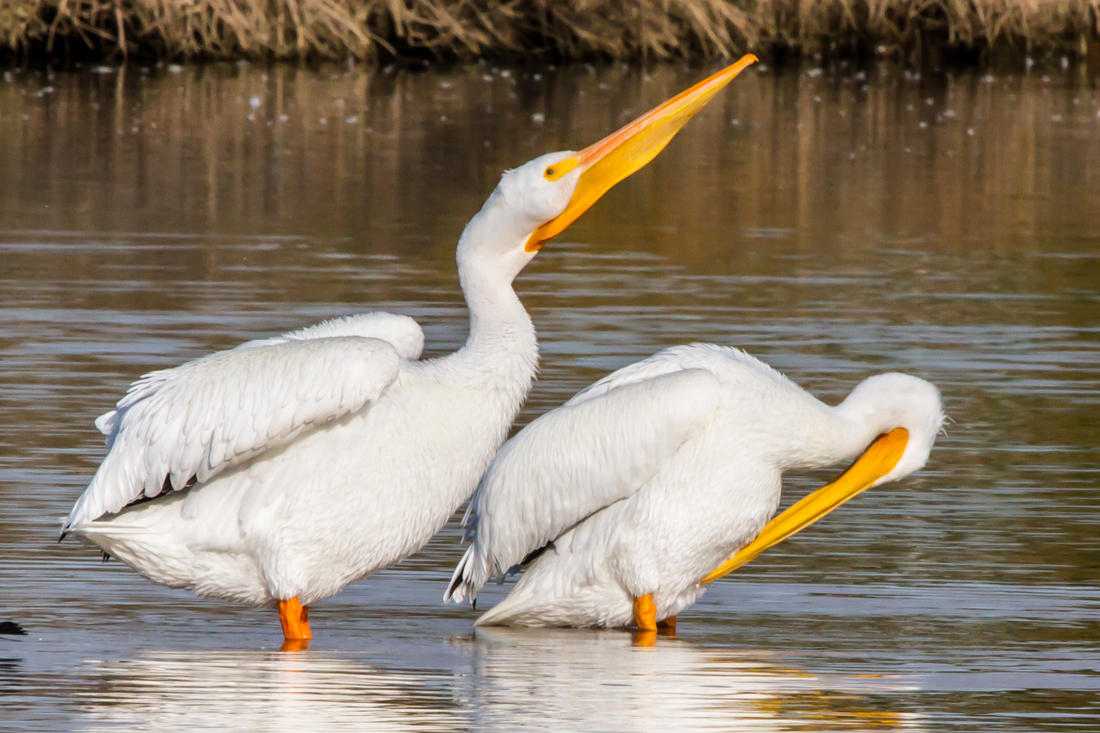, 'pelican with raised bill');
447,344,944,632
61,55,759,644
